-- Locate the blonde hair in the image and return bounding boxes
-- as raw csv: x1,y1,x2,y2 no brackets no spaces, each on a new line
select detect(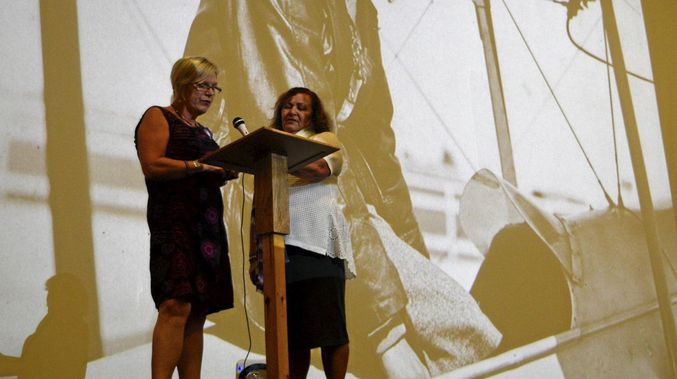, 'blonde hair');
170,56,219,102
